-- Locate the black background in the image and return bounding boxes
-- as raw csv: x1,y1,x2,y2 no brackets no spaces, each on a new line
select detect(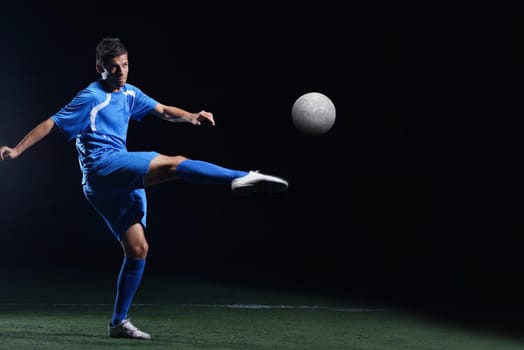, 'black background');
1,1,523,335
